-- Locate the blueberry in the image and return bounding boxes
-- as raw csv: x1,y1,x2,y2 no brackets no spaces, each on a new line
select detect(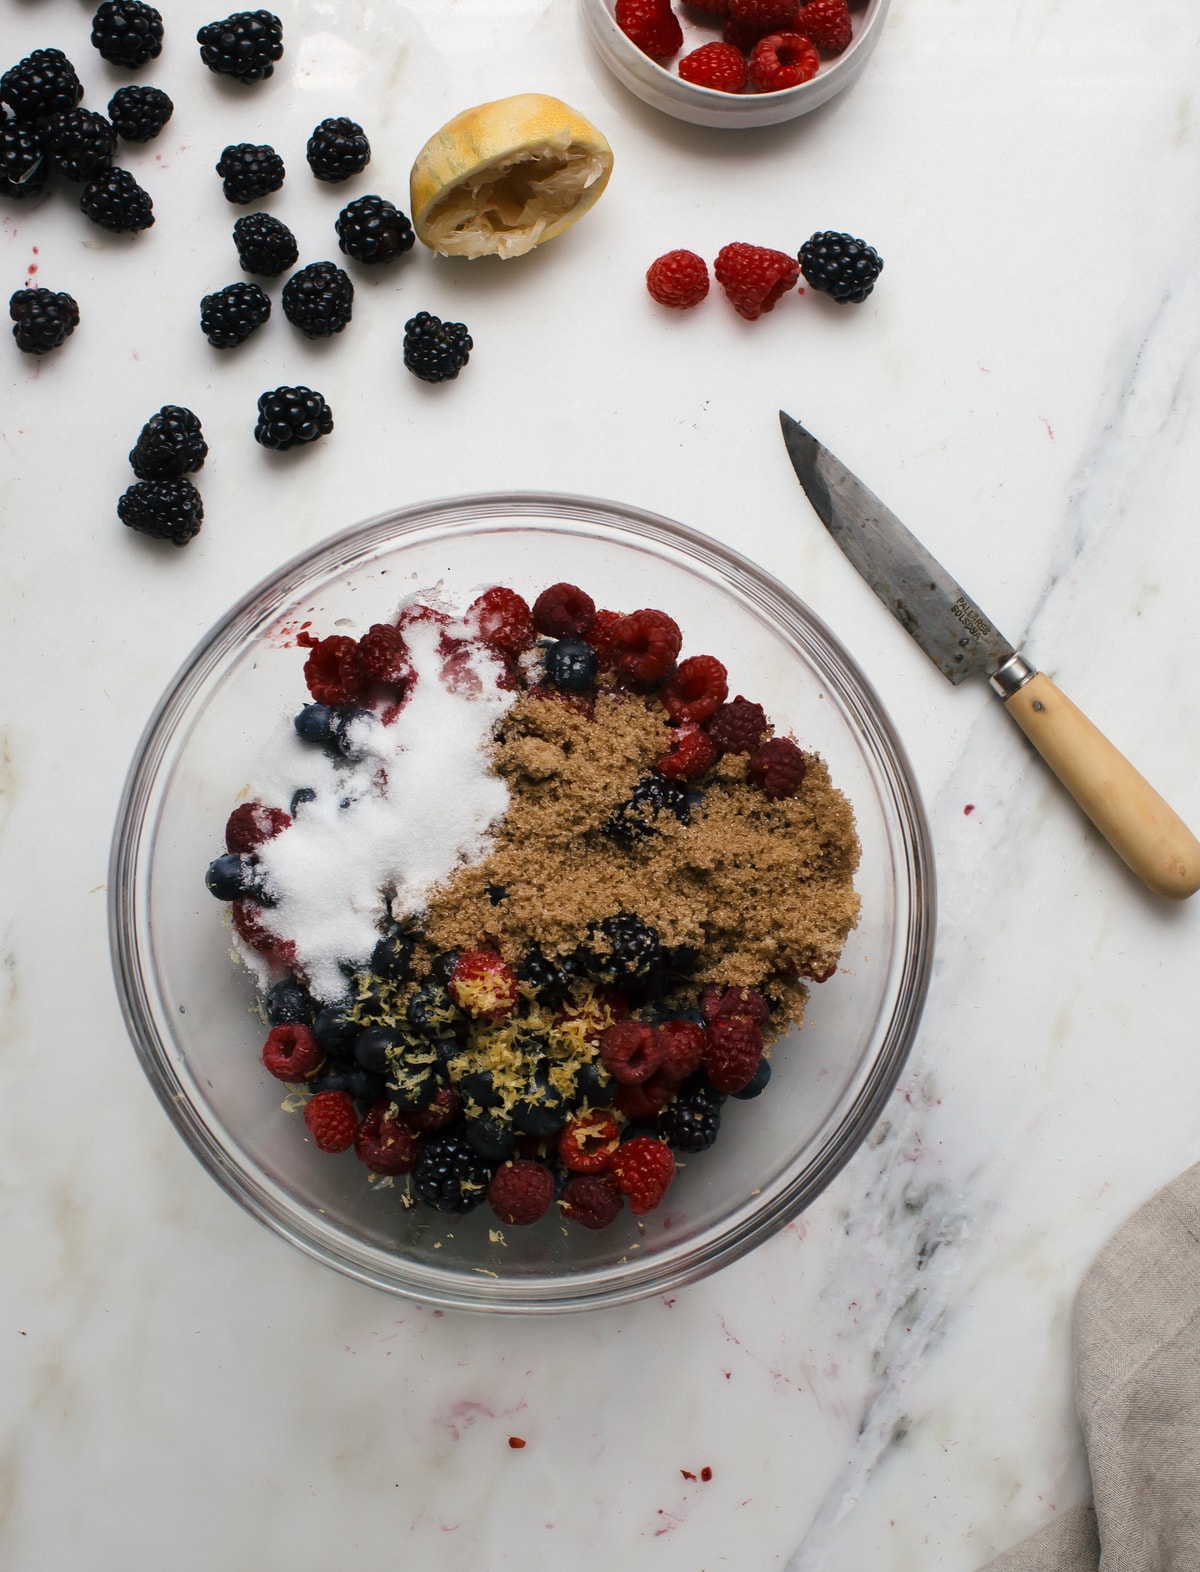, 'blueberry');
311,1064,385,1107
387,1044,441,1112
407,982,460,1035
290,786,317,816
312,1003,360,1058
573,1059,614,1104
354,1024,401,1075
264,977,316,1026
371,927,415,982
334,707,376,760
457,1067,499,1107
429,951,460,986
543,637,597,691
732,1055,772,1099
512,1072,569,1136
205,851,254,900
463,1110,517,1162
294,702,337,748
486,883,508,905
